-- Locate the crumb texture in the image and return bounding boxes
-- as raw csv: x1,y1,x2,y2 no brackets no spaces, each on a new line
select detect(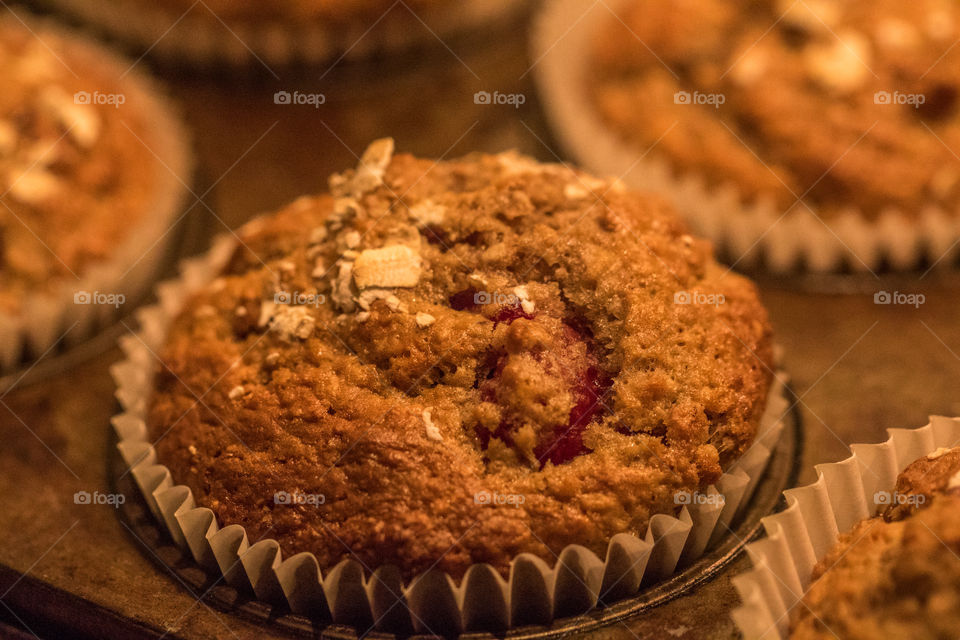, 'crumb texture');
791,451,960,639
791,495,960,640
149,140,773,579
